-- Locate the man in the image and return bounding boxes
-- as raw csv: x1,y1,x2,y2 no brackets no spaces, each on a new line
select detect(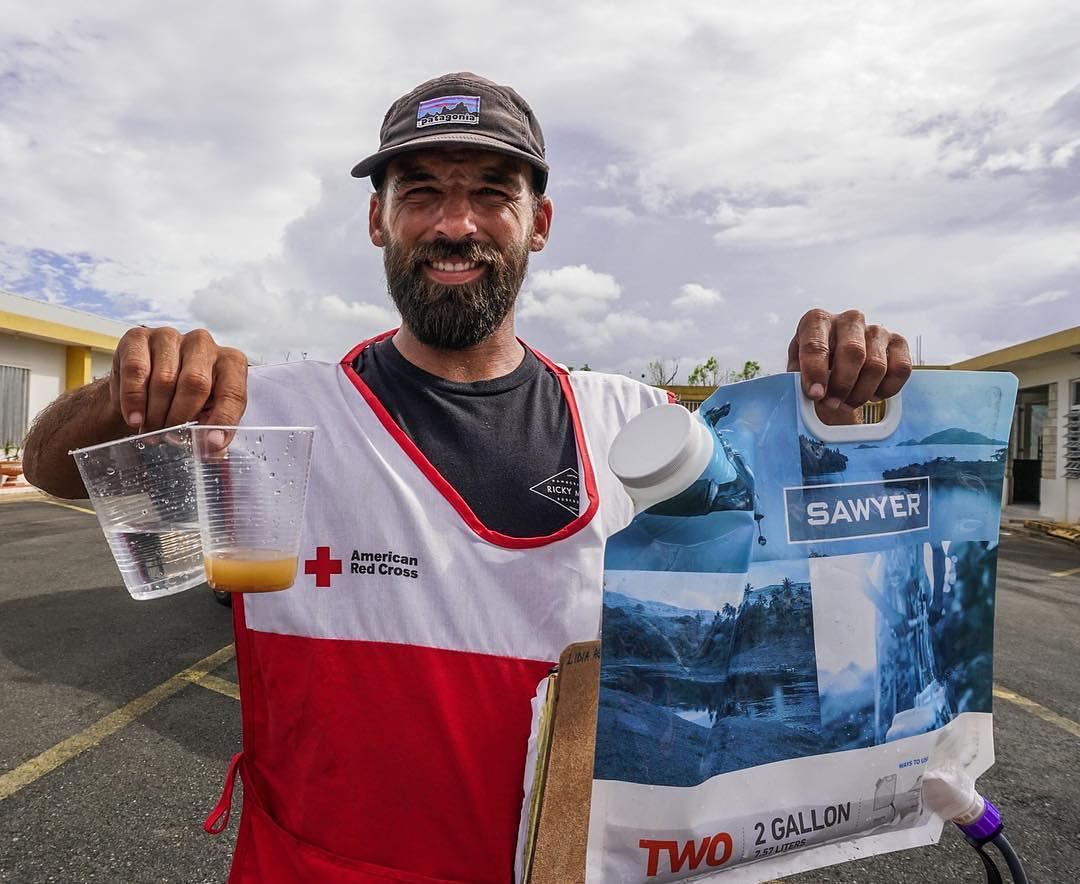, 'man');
24,73,911,883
